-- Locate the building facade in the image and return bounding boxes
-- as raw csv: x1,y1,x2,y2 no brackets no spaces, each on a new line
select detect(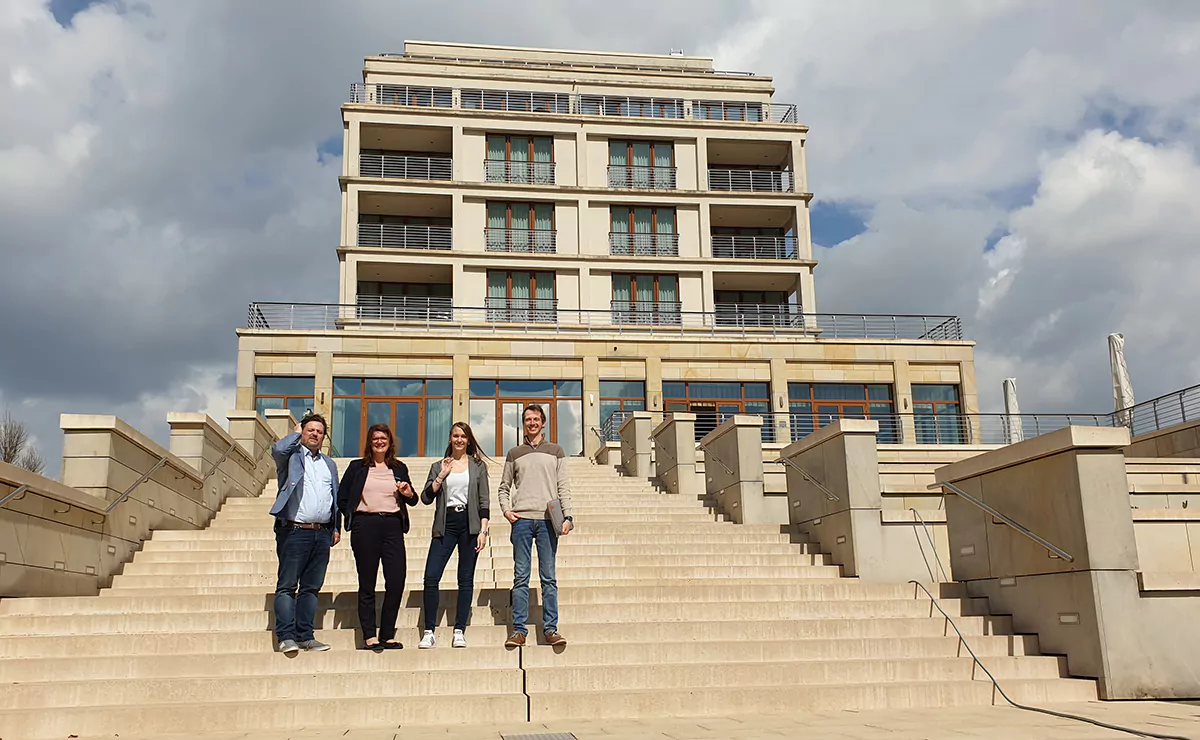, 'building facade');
236,40,978,458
